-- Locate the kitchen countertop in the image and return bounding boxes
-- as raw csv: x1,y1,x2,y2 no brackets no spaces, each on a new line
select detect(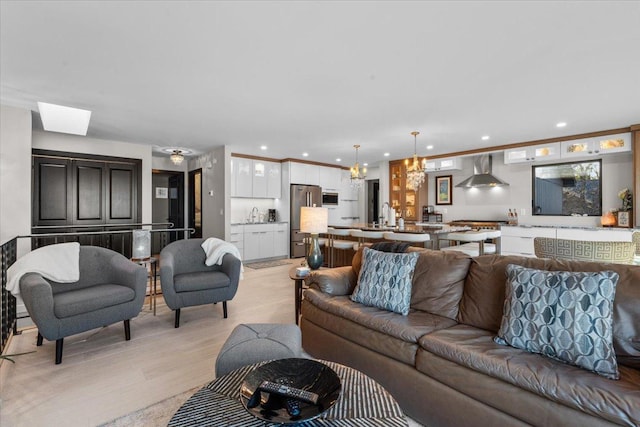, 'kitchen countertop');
231,221,288,225
503,224,639,231
329,223,471,234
